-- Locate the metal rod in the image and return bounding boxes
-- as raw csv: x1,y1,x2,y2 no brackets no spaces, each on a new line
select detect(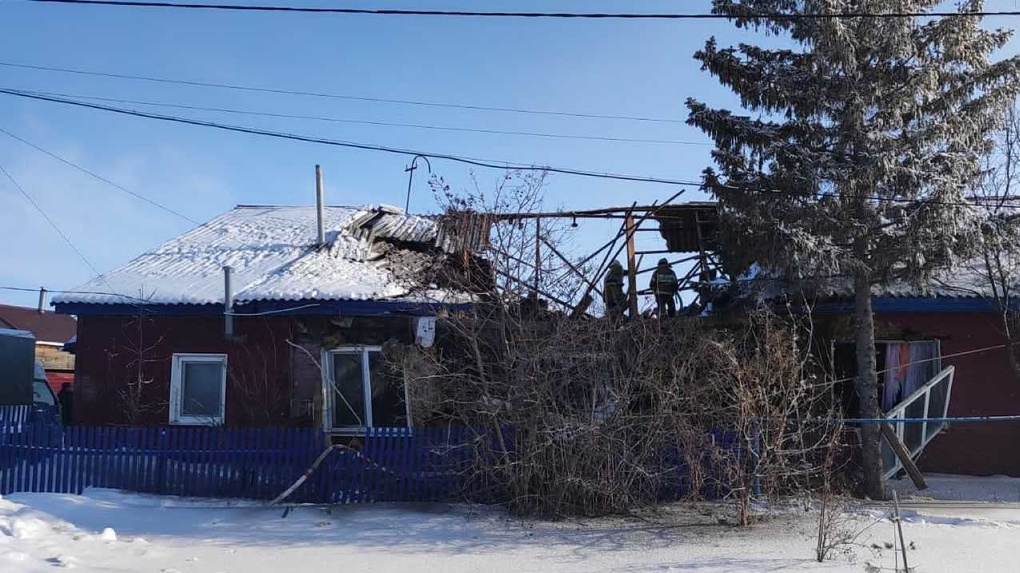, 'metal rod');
635,254,701,275
403,154,431,213
485,202,713,220
224,266,234,340
892,491,910,572
491,265,575,312
540,235,598,293
634,249,676,255
571,216,628,313
315,164,325,245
